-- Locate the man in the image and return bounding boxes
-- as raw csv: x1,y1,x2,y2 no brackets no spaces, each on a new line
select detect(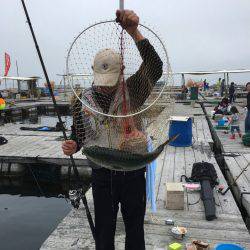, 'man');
181,84,188,100
229,82,236,103
62,9,163,250
245,82,250,133
215,77,221,92
220,79,225,97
